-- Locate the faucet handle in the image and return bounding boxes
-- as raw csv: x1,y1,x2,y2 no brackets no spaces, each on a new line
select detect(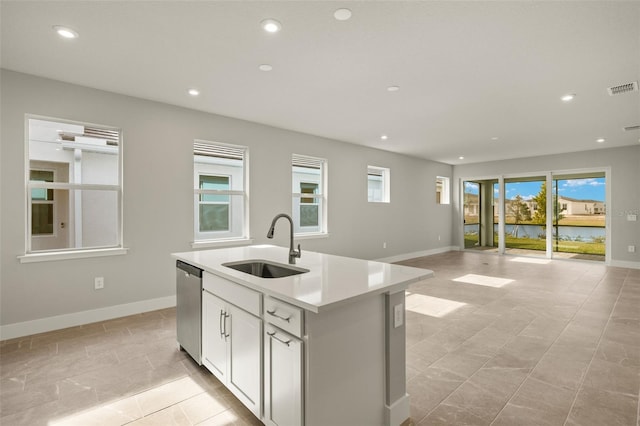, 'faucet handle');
296,244,302,258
